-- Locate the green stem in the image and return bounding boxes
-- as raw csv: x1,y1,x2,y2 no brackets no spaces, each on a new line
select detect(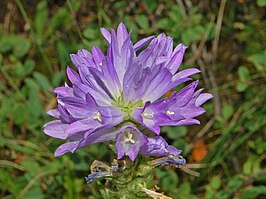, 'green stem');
98,156,154,198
